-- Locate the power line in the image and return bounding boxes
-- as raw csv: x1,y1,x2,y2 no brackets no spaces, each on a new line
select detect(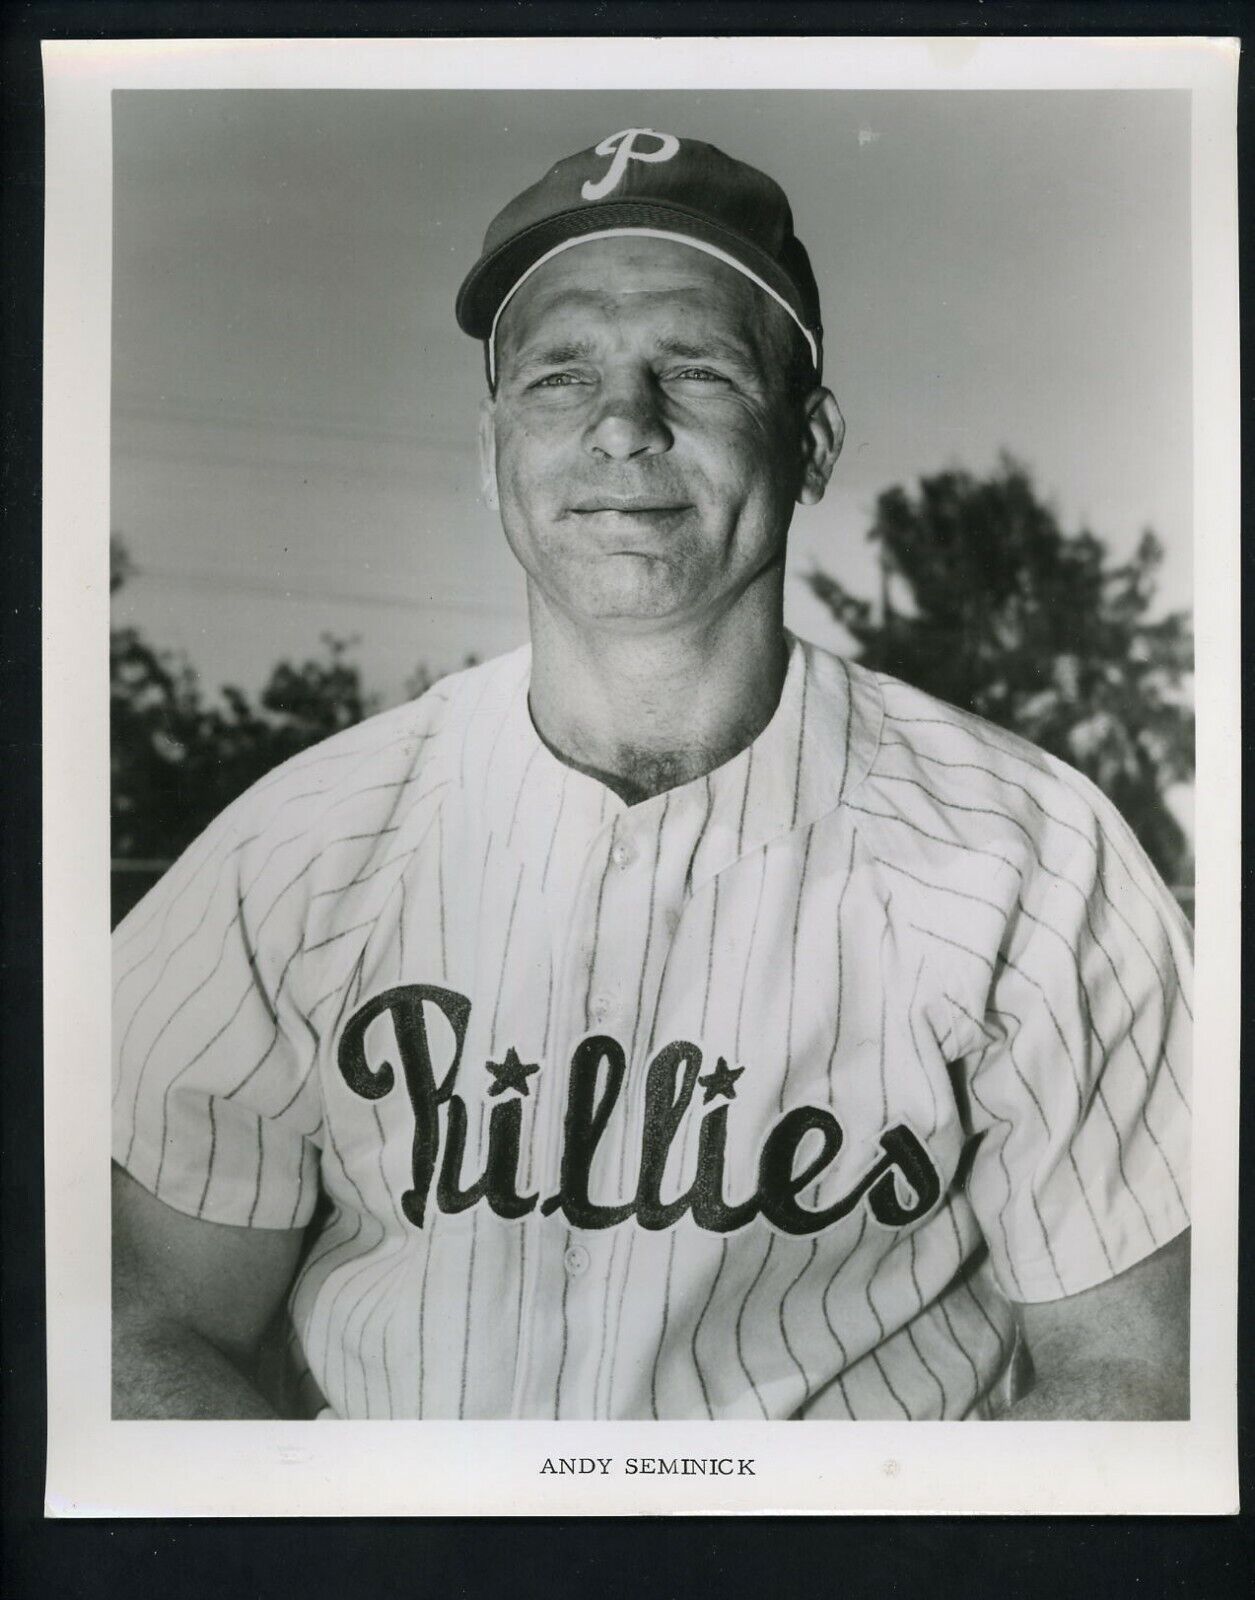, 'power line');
129,565,525,620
